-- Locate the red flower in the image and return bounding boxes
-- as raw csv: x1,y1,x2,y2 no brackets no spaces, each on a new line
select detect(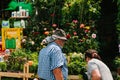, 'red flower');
51,13,55,17
84,35,88,39
66,34,71,39
33,32,40,35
